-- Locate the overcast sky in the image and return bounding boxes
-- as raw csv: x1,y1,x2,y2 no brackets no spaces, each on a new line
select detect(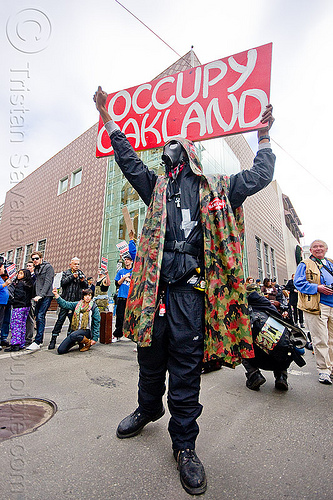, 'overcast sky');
1,0,333,258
